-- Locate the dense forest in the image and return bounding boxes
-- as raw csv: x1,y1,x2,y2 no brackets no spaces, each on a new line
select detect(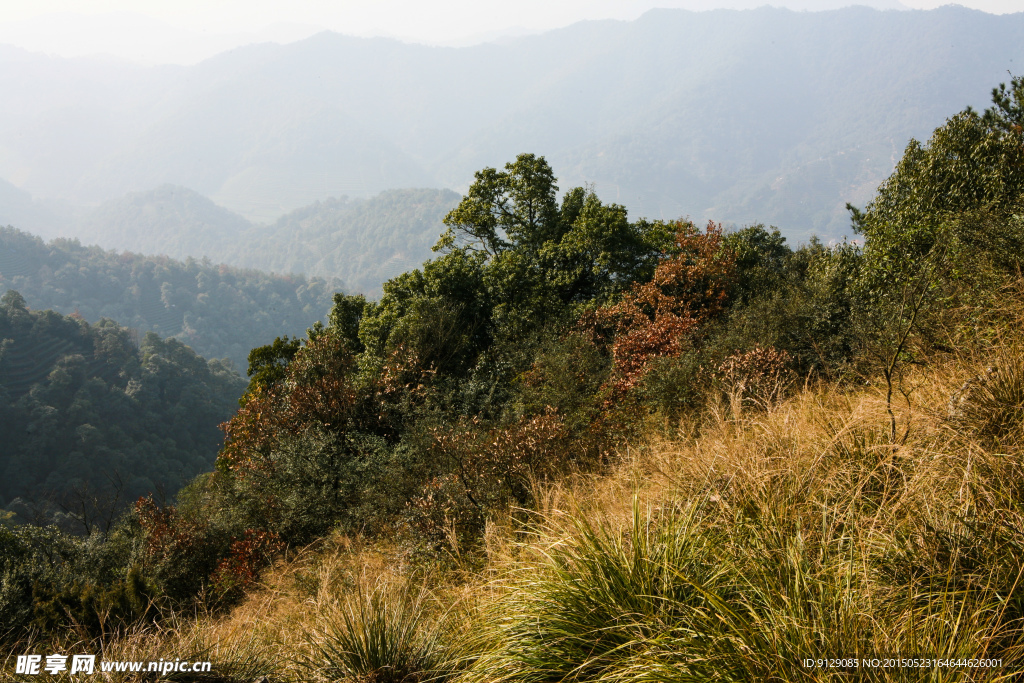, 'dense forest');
0,228,337,369
15,186,458,297
225,188,460,296
0,294,246,526
2,75,1024,680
